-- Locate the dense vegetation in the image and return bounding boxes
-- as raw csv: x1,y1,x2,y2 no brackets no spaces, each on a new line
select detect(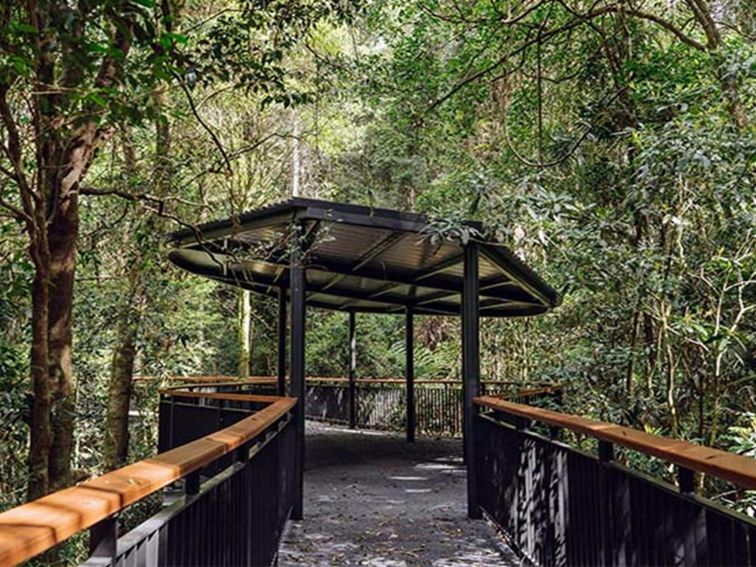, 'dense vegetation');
0,0,753,534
